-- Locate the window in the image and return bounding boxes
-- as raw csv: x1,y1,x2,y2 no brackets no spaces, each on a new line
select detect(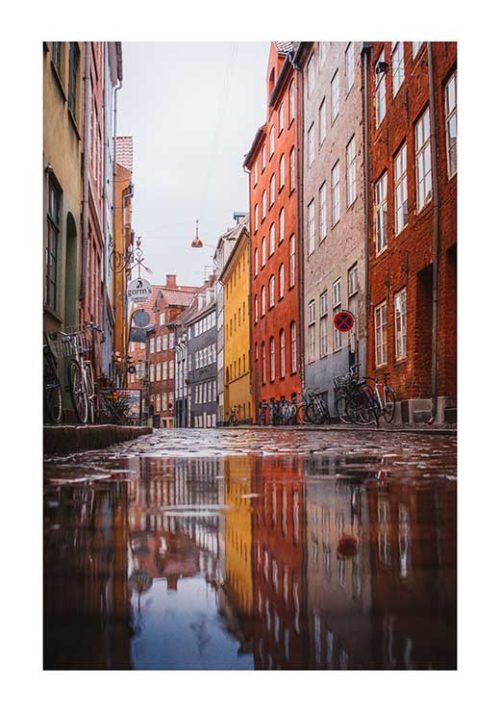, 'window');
269,275,275,308
269,126,275,158
279,154,285,189
261,236,266,267
45,177,61,309
270,174,276,206
319,42,326,68
52,42,62,77
345,43,355,93
68,43,80,119
412,41,423,57
254,203,259,233
156,362,161,381
308,300,316,362
415,107,432,209
291,322,297,373
279,208,285,243
445,71,457,178
254,247,259,277
308,123,315,166
346,136,357,206
162,361,168,380
150,364,155,382
331,70,340,122
333,279,342,351
162,334,168,350
261,144,266,172
280,330,286,378
392,42,405,95
289,235,296,287
289,80,295,121
307,55,316,96
375,301,388,367
149,337,155,354
307,200,316,255
348,263,358,296
262,341,267,384
319,98,326,145
331,161,340,225
394,289,407,360
156,336,161,352
270,337,276,381
278,103,285,133
394,143,408,234
160,313,165,326
269,223,275,255
319,182,327,242
279,263,285,299
375,171,388,253
262,190,267,220
289,147,295,189
319,291,328,358
254,295,258,323
375,50,386,127
253,162,258,186
261,286,266,316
